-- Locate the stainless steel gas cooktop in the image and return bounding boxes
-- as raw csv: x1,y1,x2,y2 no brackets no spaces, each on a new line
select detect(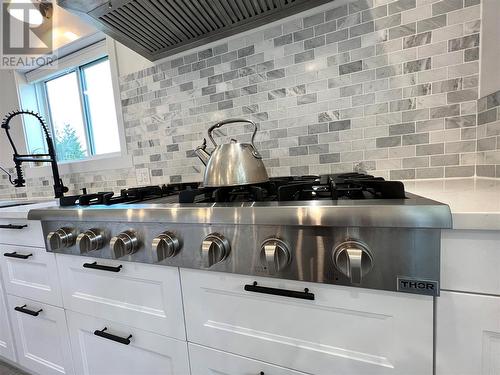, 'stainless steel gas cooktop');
29,174,452,296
